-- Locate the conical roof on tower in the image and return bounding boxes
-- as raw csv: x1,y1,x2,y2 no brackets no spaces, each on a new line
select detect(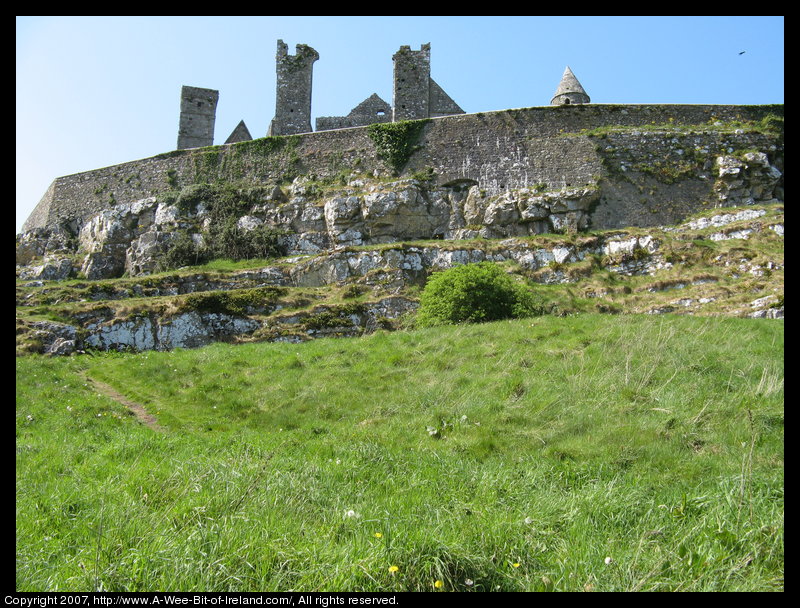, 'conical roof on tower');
550,66,590,105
